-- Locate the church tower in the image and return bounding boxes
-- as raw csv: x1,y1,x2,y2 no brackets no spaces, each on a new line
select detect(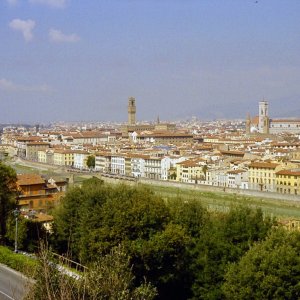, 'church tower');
258,100,269,134
246,113,251,135
128,97,136,125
